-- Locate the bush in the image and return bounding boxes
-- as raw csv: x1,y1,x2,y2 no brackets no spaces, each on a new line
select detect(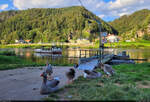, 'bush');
0,51,16,56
